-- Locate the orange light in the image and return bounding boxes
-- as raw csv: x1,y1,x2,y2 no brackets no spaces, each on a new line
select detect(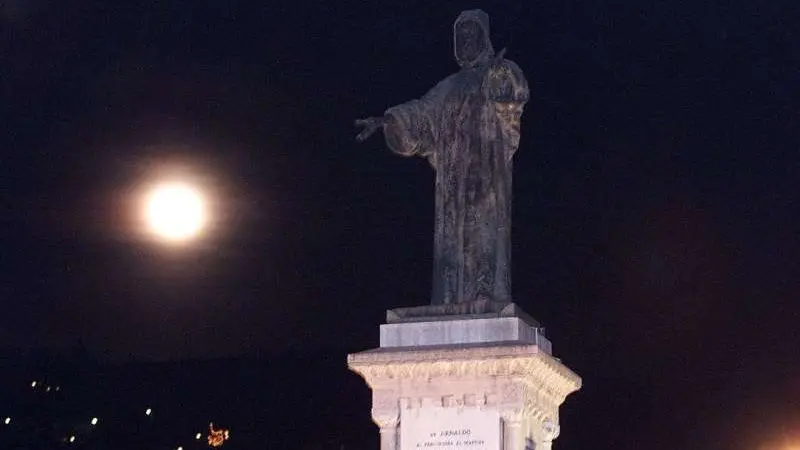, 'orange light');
207,422,230,447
